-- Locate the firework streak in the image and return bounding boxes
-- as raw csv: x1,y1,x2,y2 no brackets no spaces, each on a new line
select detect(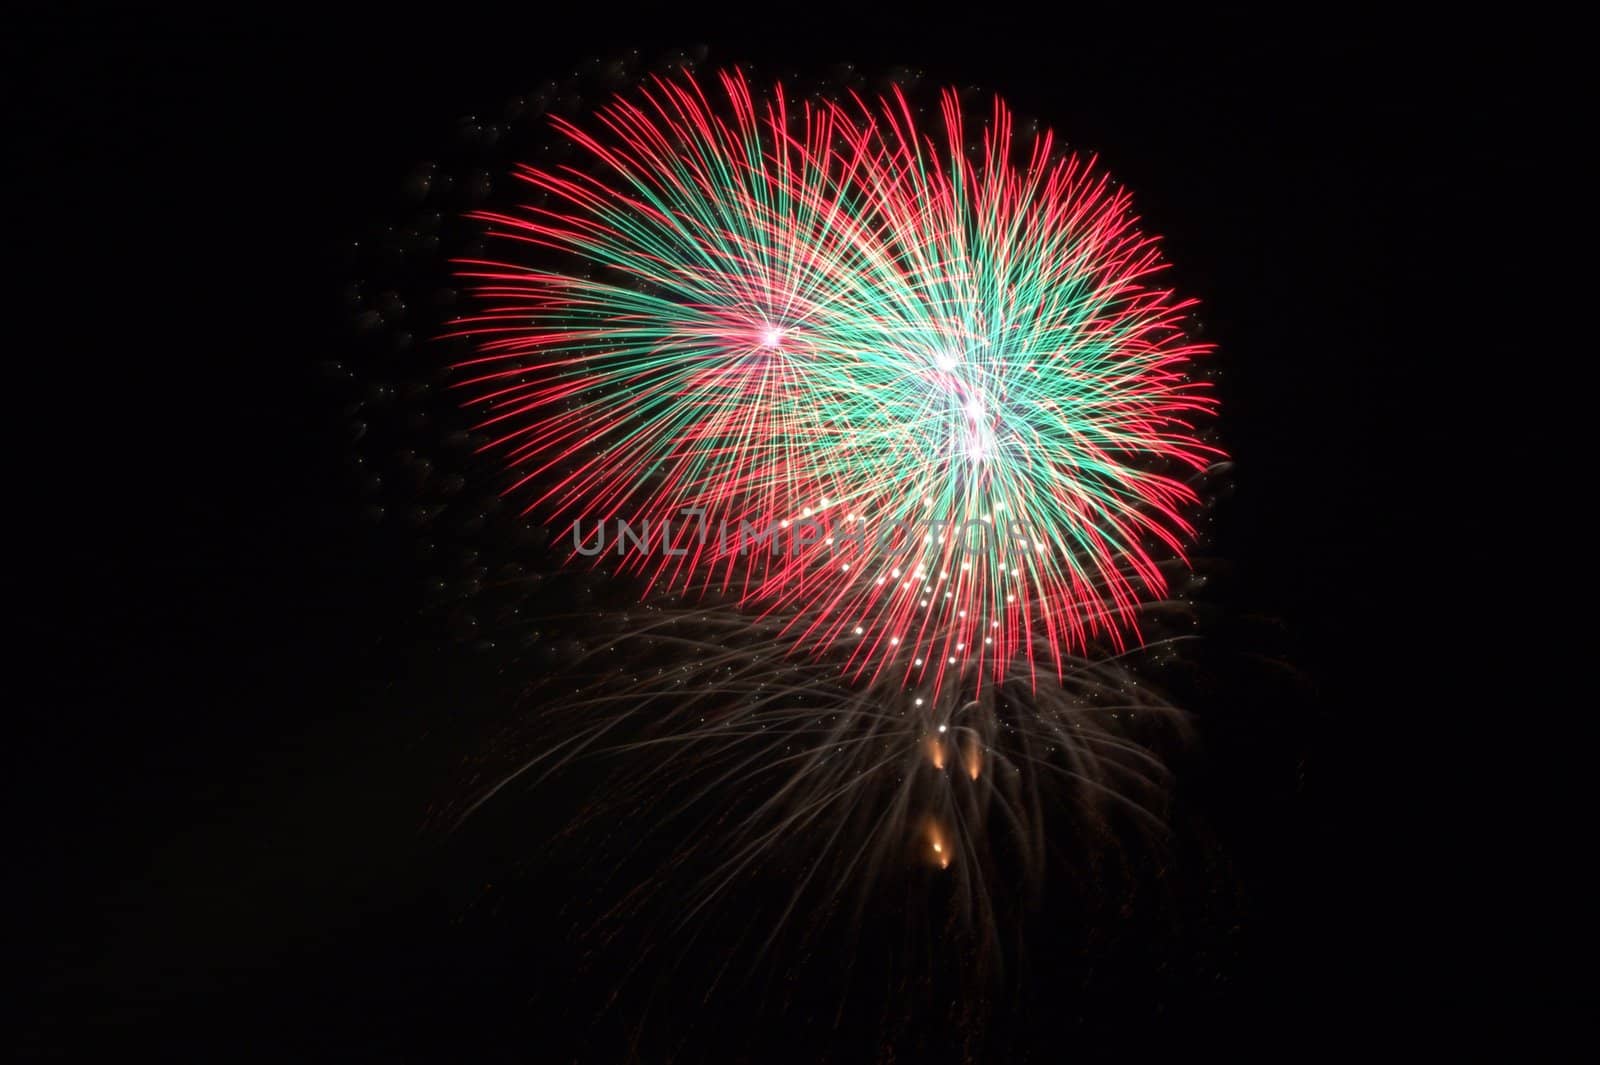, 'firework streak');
450,71,1220,692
